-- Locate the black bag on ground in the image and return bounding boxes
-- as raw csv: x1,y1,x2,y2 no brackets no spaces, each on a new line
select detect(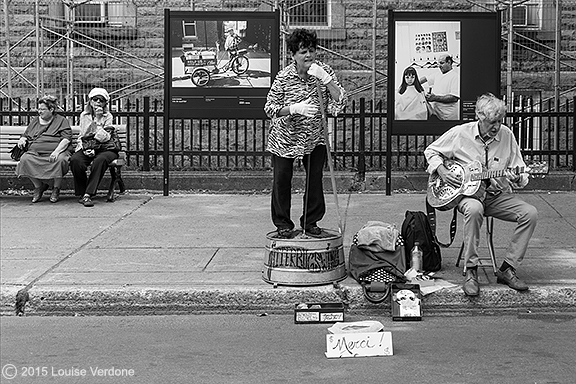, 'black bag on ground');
401,211,442,272
349,222,407,303
349,245,407,303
